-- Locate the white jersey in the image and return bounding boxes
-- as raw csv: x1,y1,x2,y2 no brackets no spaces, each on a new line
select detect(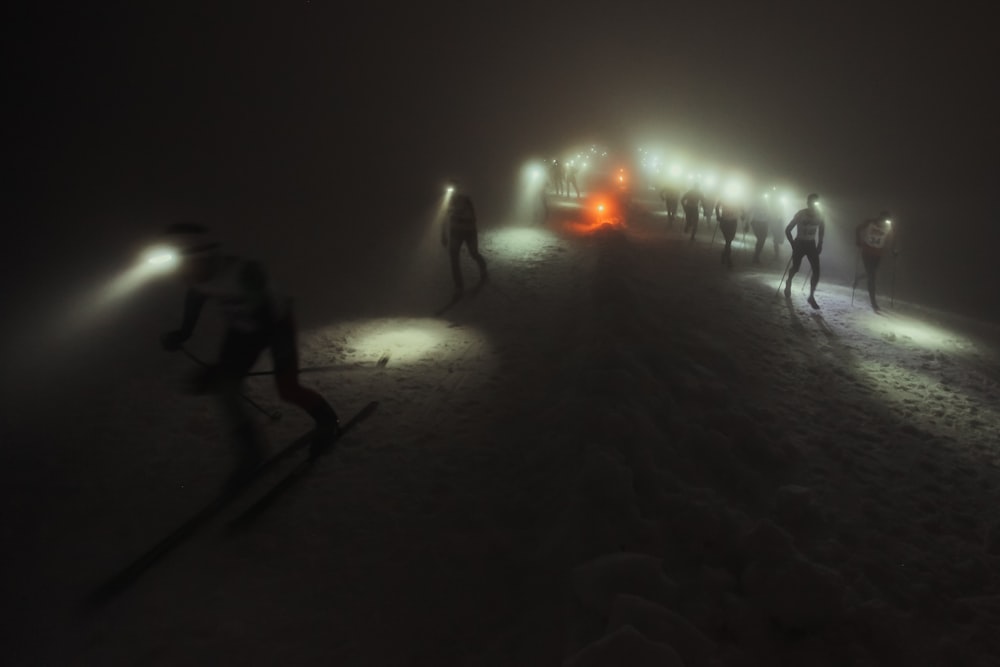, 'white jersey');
861,220,890,250
789,208,823,242
195,256,289,333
